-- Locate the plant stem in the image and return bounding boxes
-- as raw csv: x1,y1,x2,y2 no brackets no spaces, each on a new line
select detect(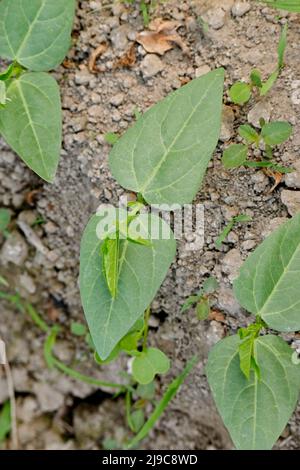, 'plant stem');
125,389,134,431
142,306,151,351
